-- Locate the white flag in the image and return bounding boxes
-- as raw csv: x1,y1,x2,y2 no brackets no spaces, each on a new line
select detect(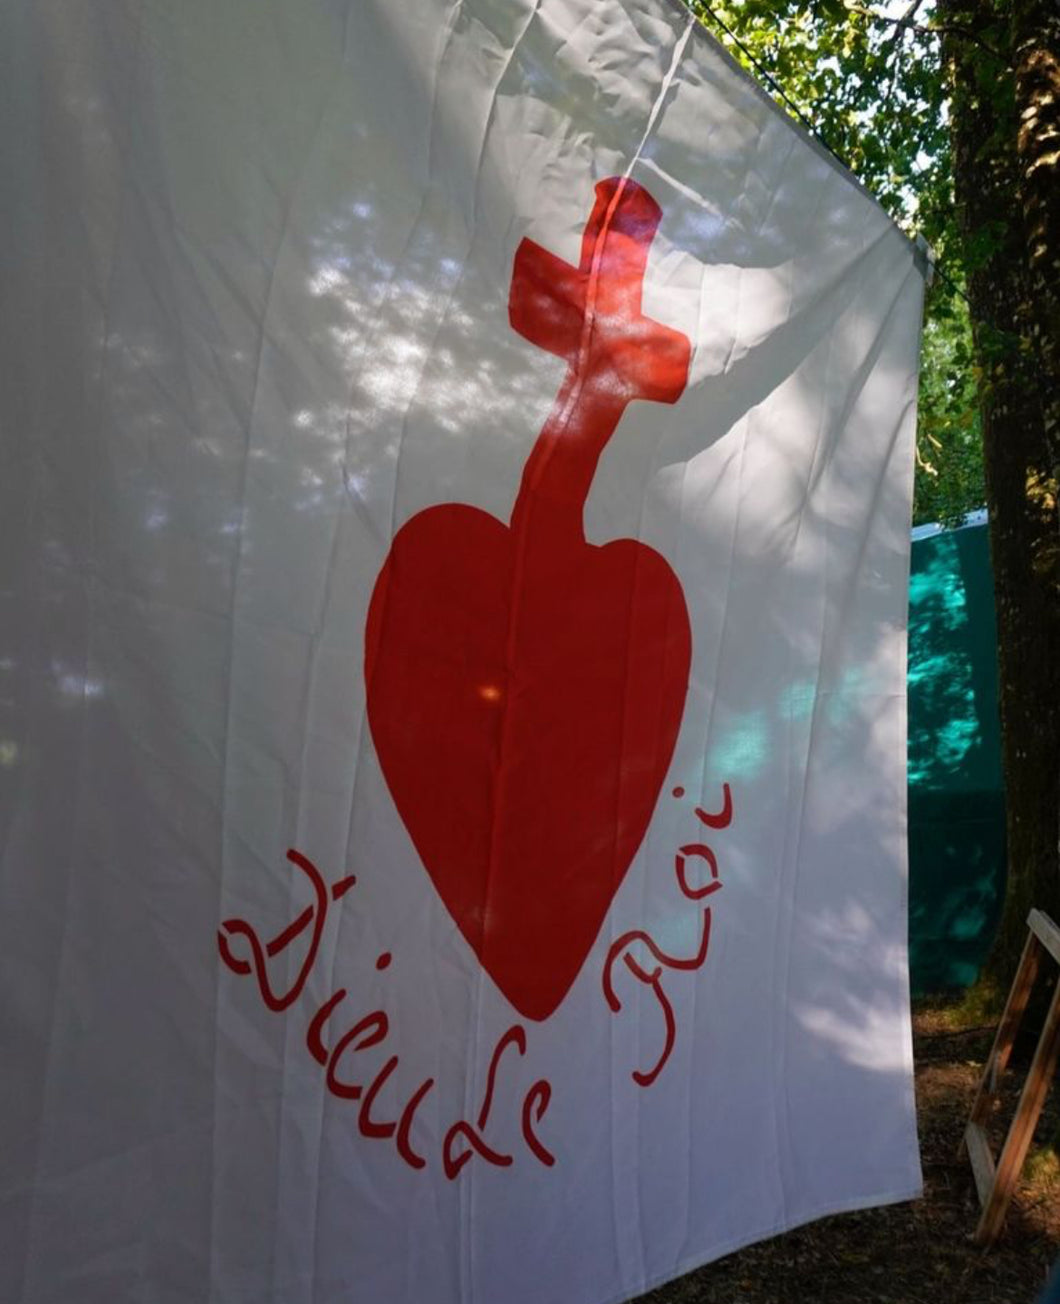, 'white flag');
1,2,924,1302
